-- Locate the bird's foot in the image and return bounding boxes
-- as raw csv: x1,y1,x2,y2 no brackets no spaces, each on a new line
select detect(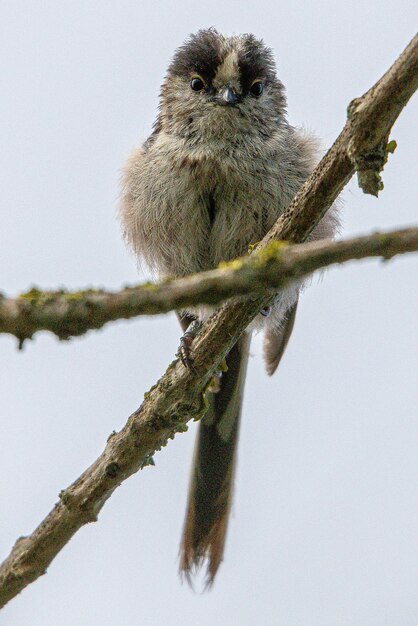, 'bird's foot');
177,320,202,371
